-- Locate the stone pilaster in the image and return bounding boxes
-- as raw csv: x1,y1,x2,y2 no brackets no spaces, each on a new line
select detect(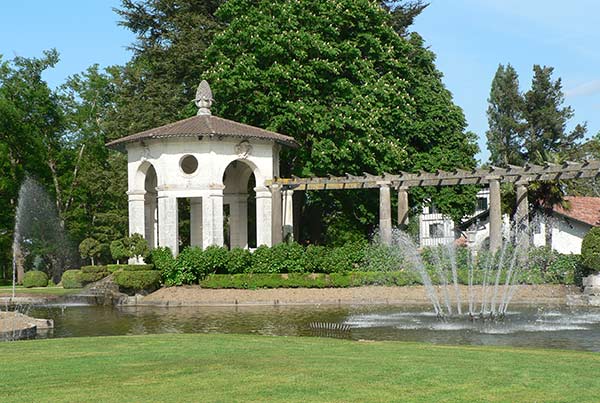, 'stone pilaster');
255,186,272,246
